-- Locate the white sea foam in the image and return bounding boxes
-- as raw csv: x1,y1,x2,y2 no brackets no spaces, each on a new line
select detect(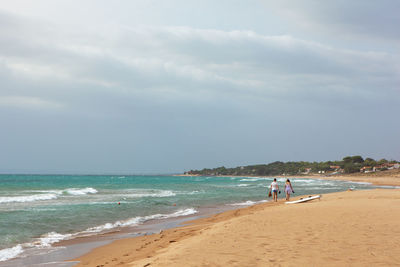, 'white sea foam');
123,189,176,198
37,232,72,247
183,190,202,195
229,200,268,206
0,207,199,262
377,185,400,189
240,177,272,182
291,179,318,183
136,208,198,222
344,181,372,185
34,190,63,194
0,194,58,204
239,178,260,182
83,208,198,233
170,208,198,217
0,187,99,204
230,200,256,206
0,245,24,262
0,232,73,262
64,187,98,195
237,184,250,187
